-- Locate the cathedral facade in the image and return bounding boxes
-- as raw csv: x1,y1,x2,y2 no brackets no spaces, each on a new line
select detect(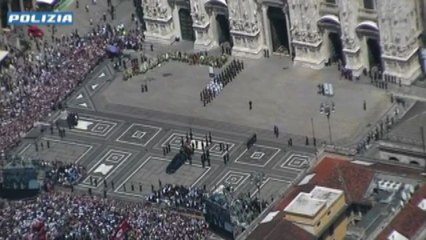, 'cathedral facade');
142,0,425,85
